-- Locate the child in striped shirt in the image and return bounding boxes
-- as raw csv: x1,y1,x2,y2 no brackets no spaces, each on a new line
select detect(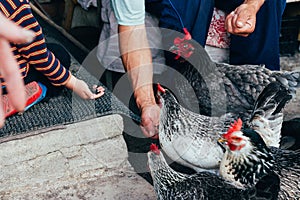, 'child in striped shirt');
0,0,104,109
